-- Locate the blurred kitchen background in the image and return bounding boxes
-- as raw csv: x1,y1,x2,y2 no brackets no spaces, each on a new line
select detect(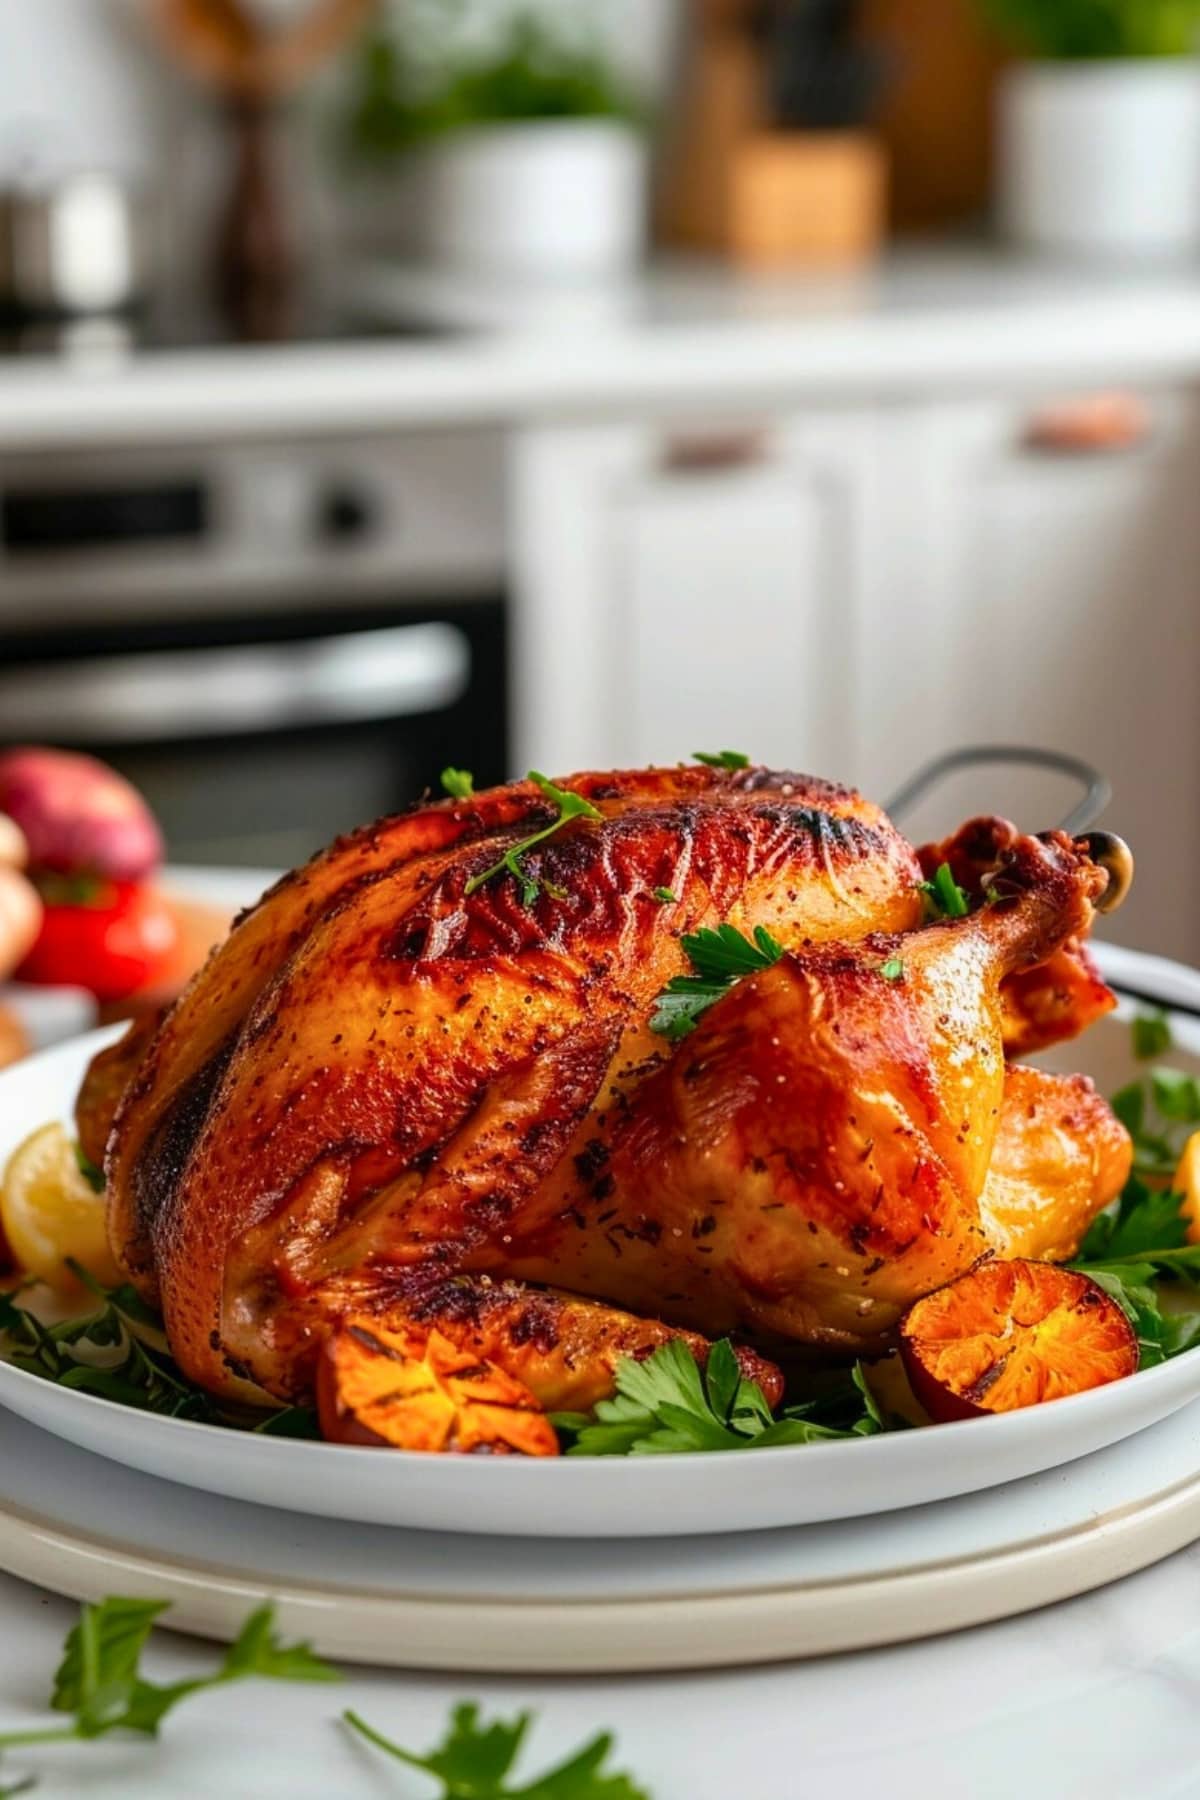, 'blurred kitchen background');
1,0,1199,1036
